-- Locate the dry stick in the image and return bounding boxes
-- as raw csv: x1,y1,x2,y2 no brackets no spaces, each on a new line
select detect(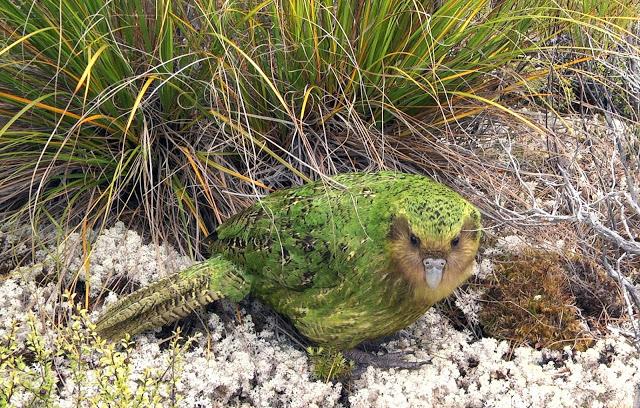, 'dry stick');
496,149,640,321
604,110,638,207
626,192,640,217
558,169,640,346
578,210,640,256
560,169,640,299
602,255,640,325
560,168,640,255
